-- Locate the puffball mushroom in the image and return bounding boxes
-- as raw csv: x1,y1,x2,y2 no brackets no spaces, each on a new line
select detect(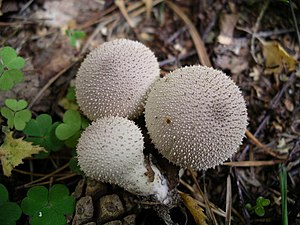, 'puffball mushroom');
144,65,248,170
75,39,160,120
76,116,169,203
